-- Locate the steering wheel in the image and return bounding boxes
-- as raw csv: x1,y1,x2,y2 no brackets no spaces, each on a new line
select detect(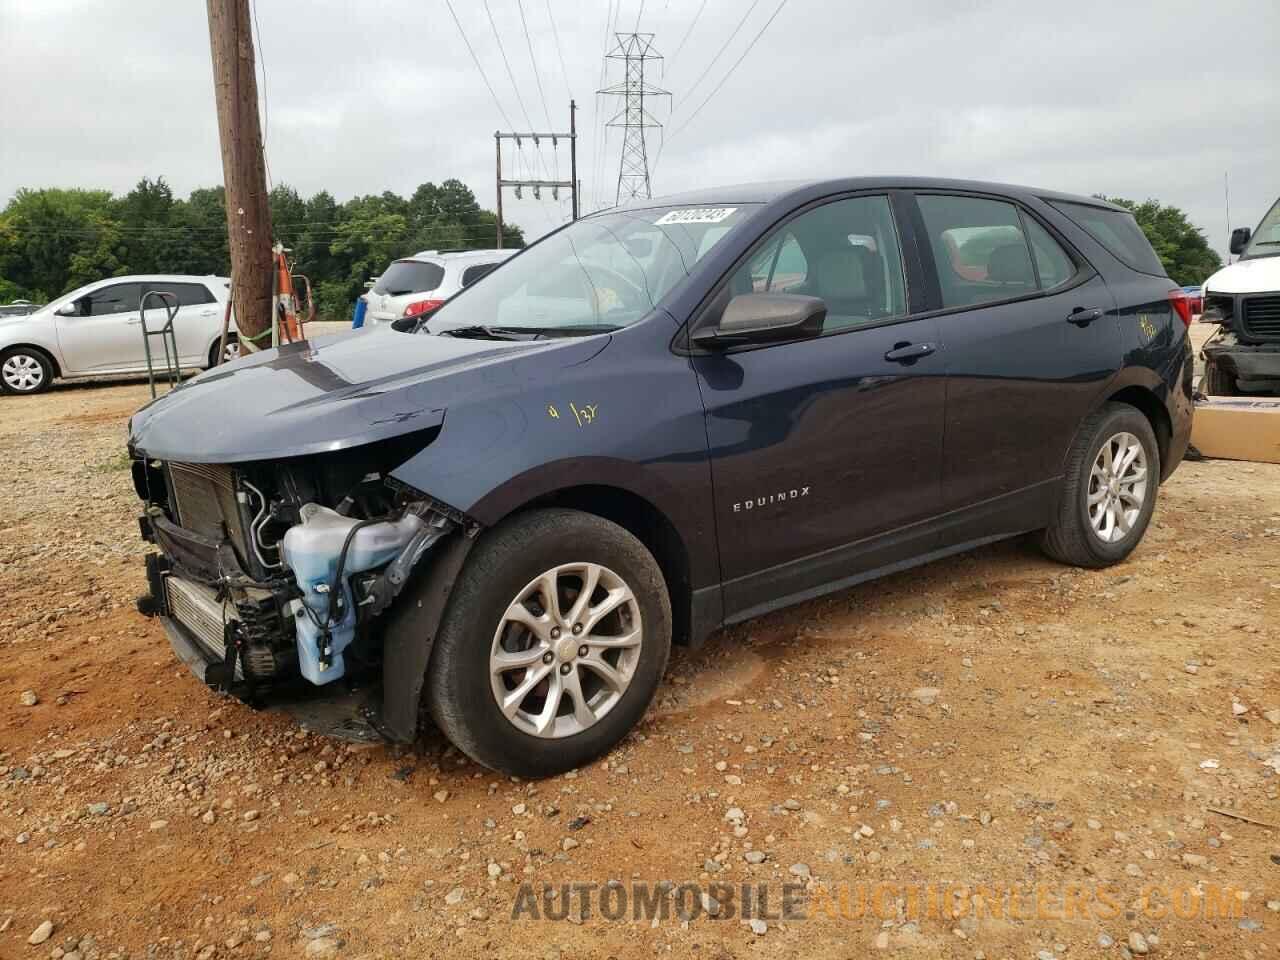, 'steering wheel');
579,264,649,314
